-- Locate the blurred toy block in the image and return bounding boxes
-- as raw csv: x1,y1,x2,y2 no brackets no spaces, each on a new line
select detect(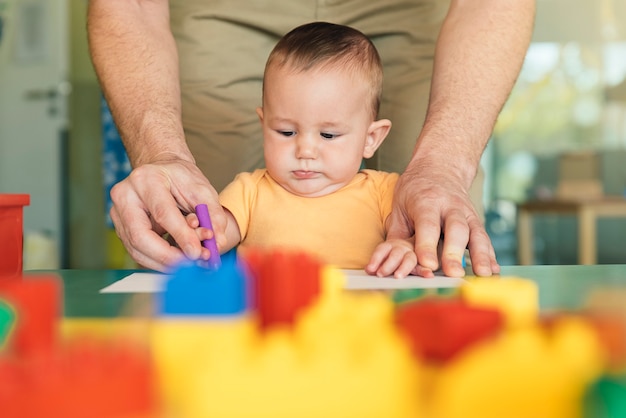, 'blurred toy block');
584,376,626,418
241,249,321,329
460,277,539,328
395,297,503,362
586,314,626,373
0,336,155,418
429,316,604,418
0,274,61,355
151,259,421,418
584,287,626,372
220,288,419,418
61,318,154,352
0,194,30,277
543,311,626,374
158,257,249,316
151,318,257,417
0,299,16,350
